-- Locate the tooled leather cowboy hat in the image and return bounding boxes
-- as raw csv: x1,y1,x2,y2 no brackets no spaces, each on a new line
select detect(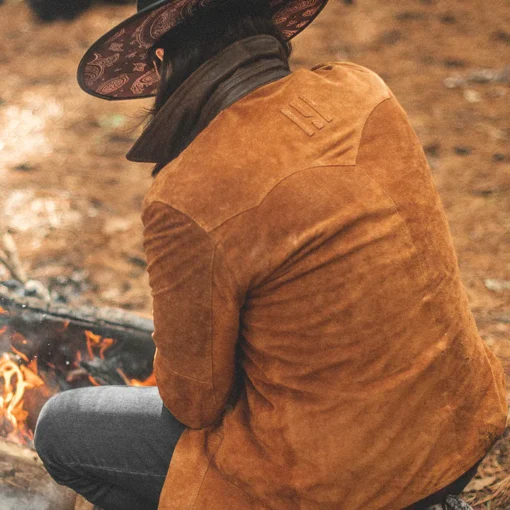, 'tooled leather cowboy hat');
77,0,329,101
